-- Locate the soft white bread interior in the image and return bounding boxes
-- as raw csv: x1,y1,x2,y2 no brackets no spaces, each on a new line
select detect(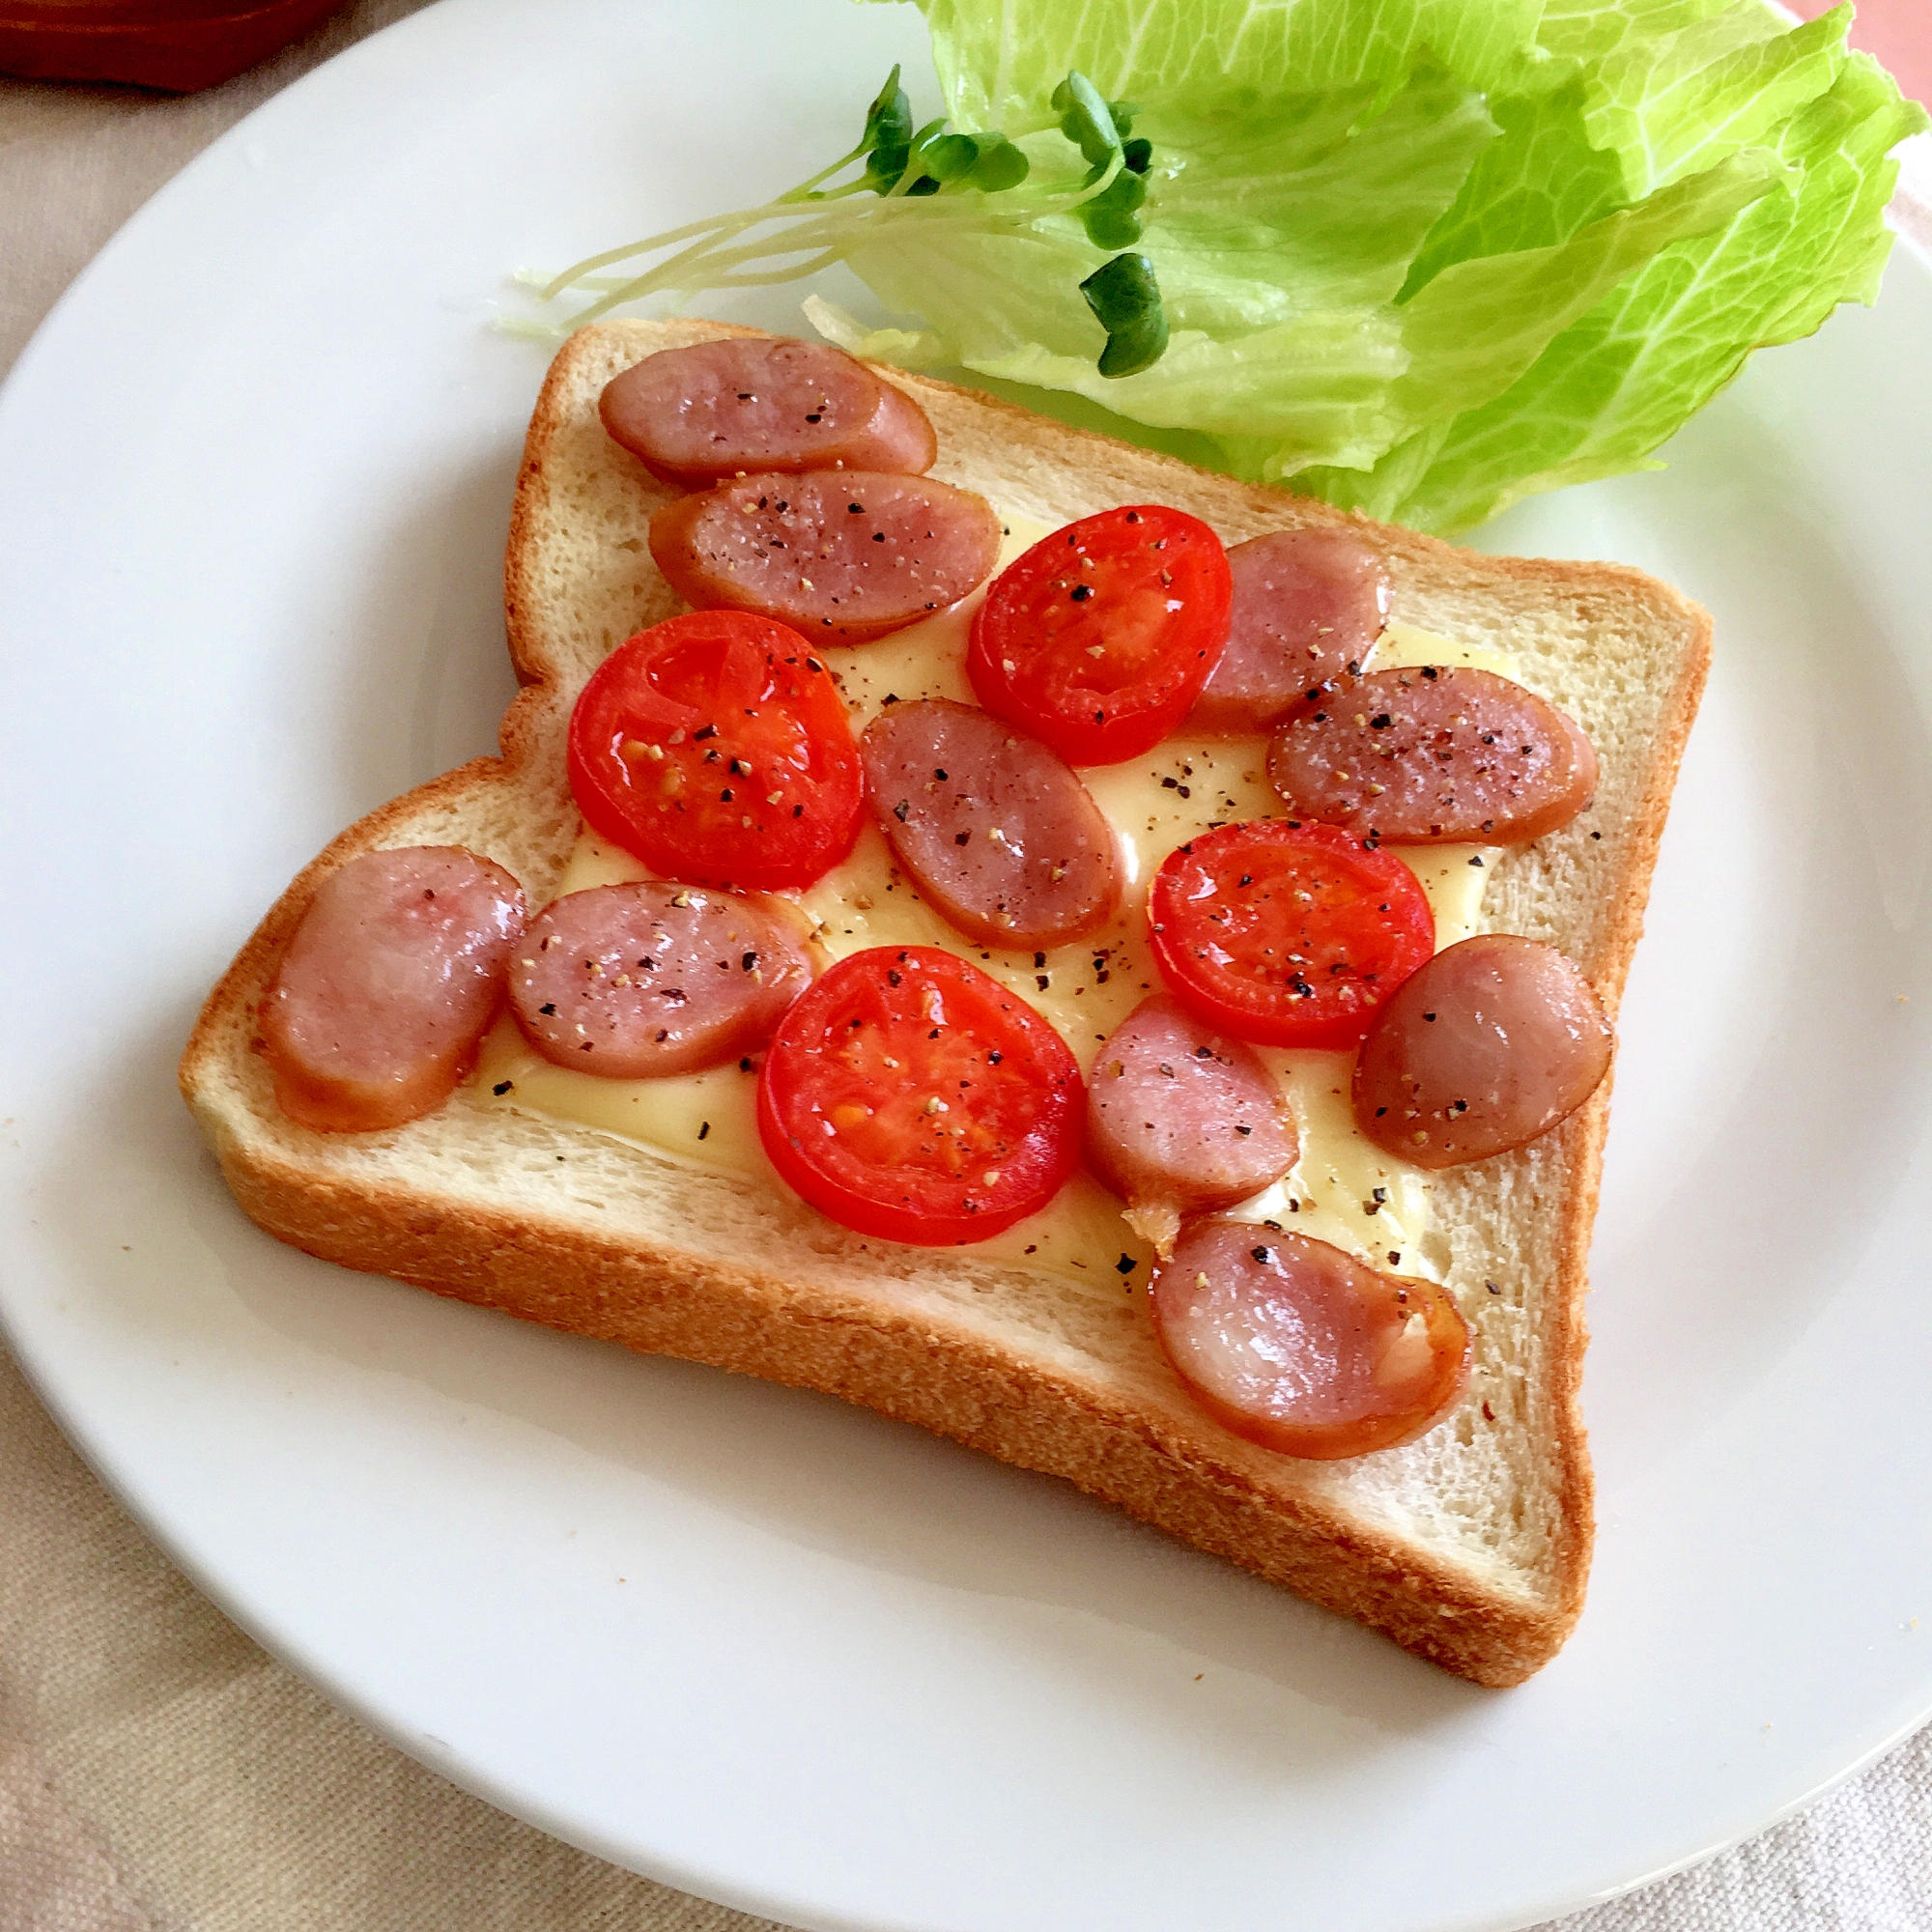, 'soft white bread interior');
180,318,1711,1686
